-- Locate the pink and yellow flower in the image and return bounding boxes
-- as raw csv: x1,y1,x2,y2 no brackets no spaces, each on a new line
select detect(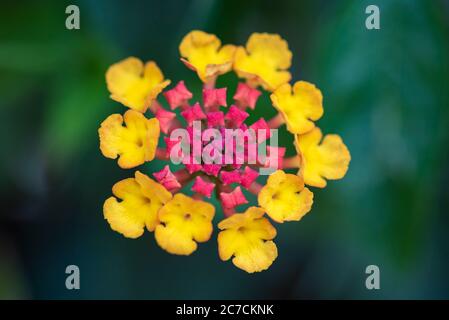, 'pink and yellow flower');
98,30,350,273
